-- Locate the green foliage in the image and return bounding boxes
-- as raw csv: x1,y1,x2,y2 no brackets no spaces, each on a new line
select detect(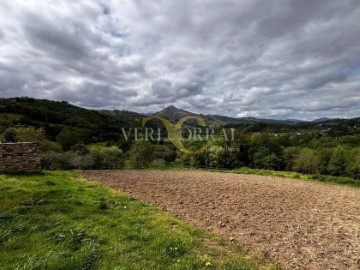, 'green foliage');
328,146,348,176
87,142,110,152
3,128,17,143
206,145,225,167
0,172,276,269
56,127,85,151
0,97,139,145
92,147,123,169
3,97,360,181
71,144,90,156
13,127,45,142
250,146,283,170
293,148,318,174
128,141,154,169
41,148,123,170
346,148,360,179
290,148,331,175
153,144,178,162
40,140,63,152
